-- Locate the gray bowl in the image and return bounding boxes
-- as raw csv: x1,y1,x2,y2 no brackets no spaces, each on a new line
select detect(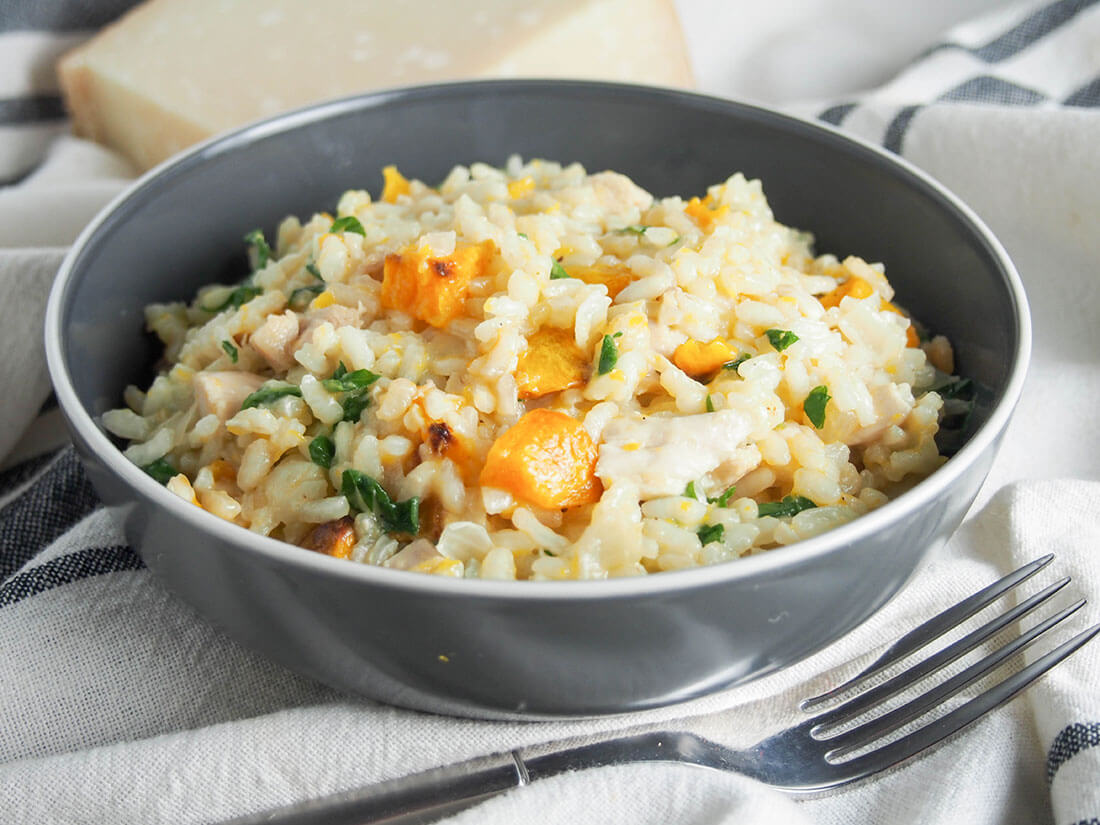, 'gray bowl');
44,80,1029,719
